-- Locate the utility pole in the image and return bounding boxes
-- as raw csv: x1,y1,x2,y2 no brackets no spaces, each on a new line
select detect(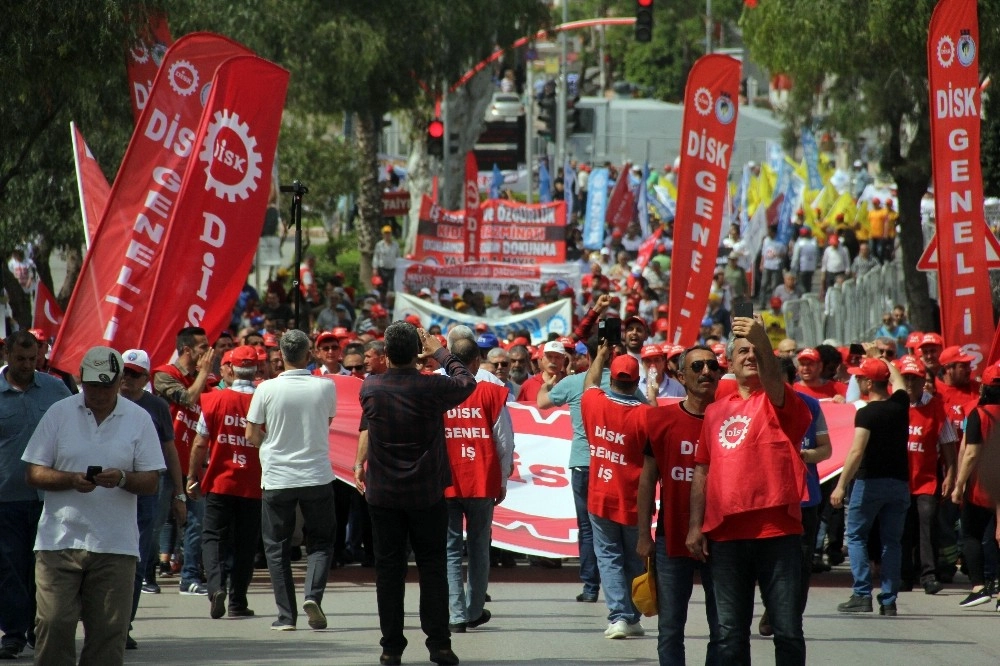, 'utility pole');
705,0,713,54
556,0,569,172
525,59,534,204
